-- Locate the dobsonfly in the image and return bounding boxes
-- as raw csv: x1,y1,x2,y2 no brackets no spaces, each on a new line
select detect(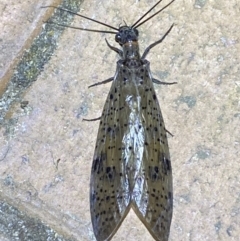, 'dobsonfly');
44,0,176,240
